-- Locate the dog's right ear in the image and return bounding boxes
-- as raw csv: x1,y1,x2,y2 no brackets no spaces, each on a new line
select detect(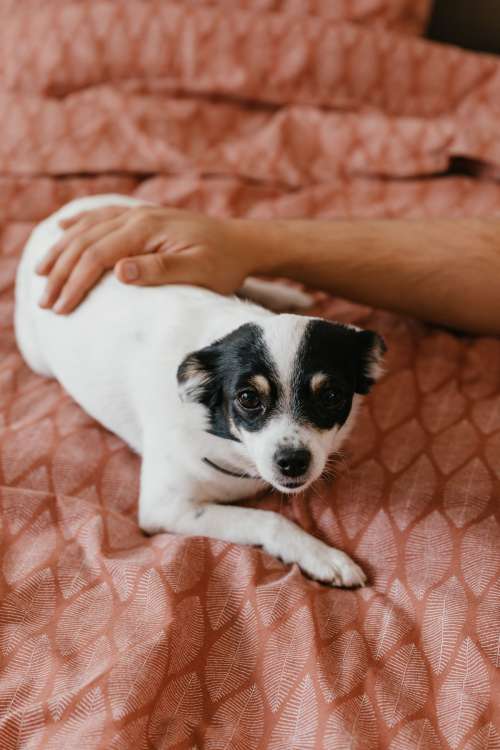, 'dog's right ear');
354,329,387,394
177,344,220,404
